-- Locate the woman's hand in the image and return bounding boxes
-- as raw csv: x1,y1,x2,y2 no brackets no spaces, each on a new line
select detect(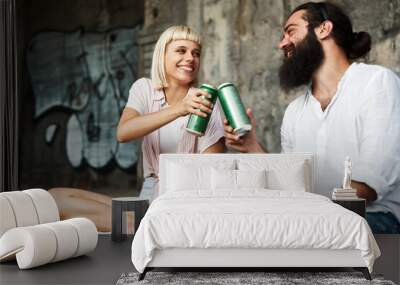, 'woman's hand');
173,87,214,117
224,108,265,153
117,88,214,142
